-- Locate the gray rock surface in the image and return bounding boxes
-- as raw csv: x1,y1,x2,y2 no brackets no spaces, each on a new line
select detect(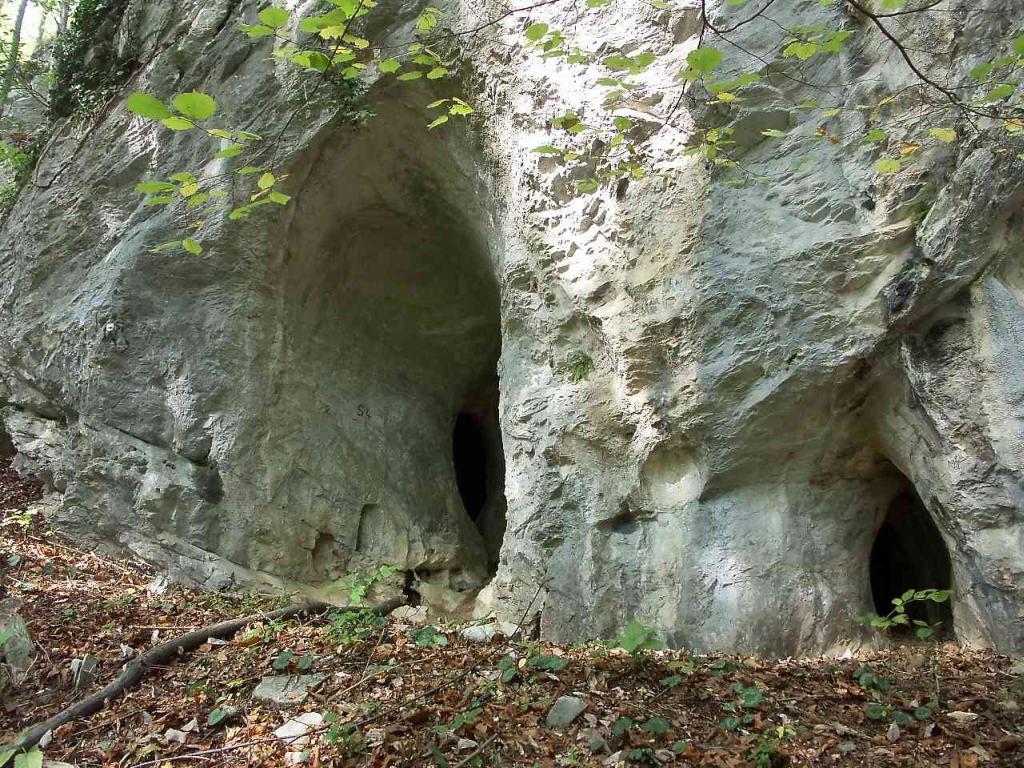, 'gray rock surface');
0,599,34,686
546,696,588,729
252,674,327,706
71,653,99,691
0,0,1022,656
